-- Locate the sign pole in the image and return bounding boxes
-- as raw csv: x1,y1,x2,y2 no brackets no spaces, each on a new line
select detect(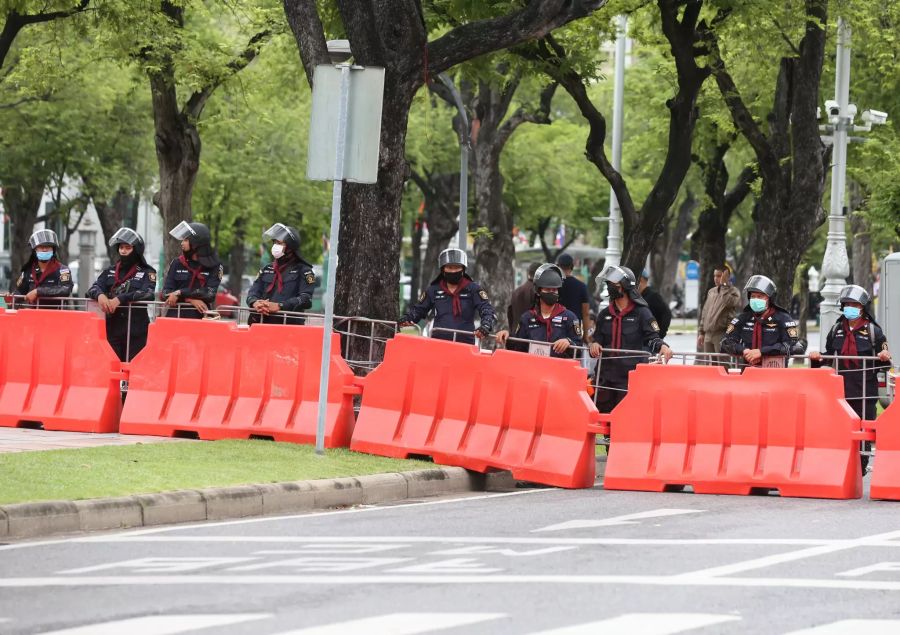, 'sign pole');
315,64,351,455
